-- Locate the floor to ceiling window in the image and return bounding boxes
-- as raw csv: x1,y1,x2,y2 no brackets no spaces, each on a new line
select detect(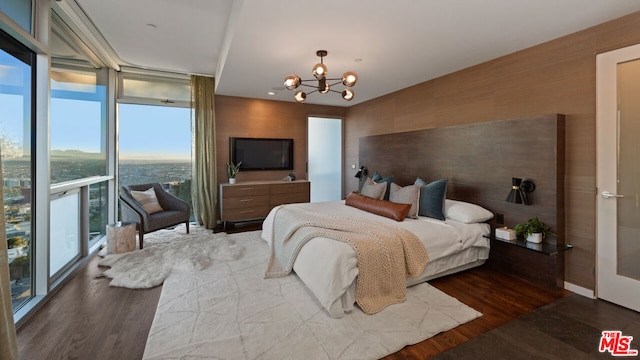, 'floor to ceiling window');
117,72,192,218
1,0,115,322
49,66,109,278
118,104,192,214
0,28,35,312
